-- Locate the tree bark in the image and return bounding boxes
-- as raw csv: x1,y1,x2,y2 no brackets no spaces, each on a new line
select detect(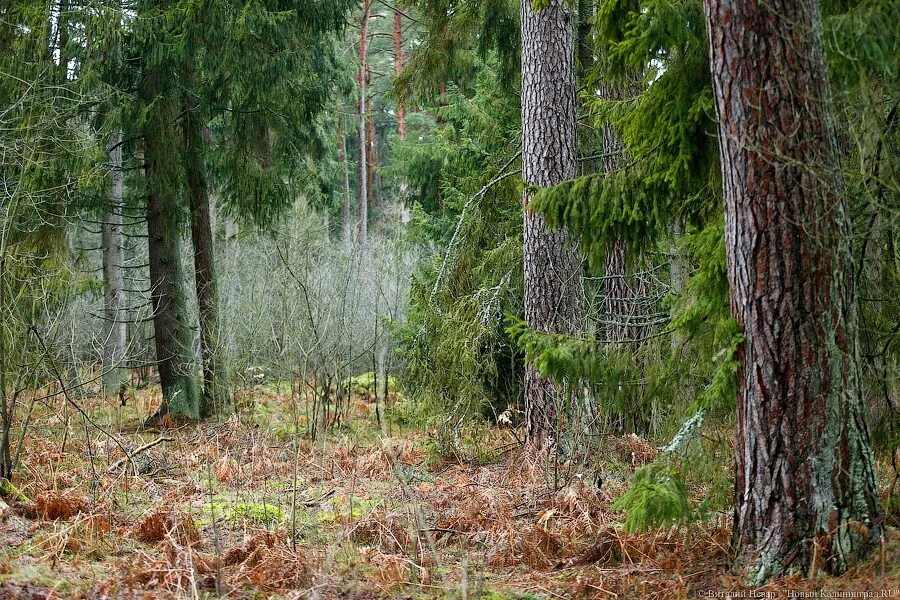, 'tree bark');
140,47,200,422
703,0,882,582
182,87,227,417
357,0,371,245
596,76,644,346
366,81,379,207
521,0,584,447
393,8,406,141
102,132,128,396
